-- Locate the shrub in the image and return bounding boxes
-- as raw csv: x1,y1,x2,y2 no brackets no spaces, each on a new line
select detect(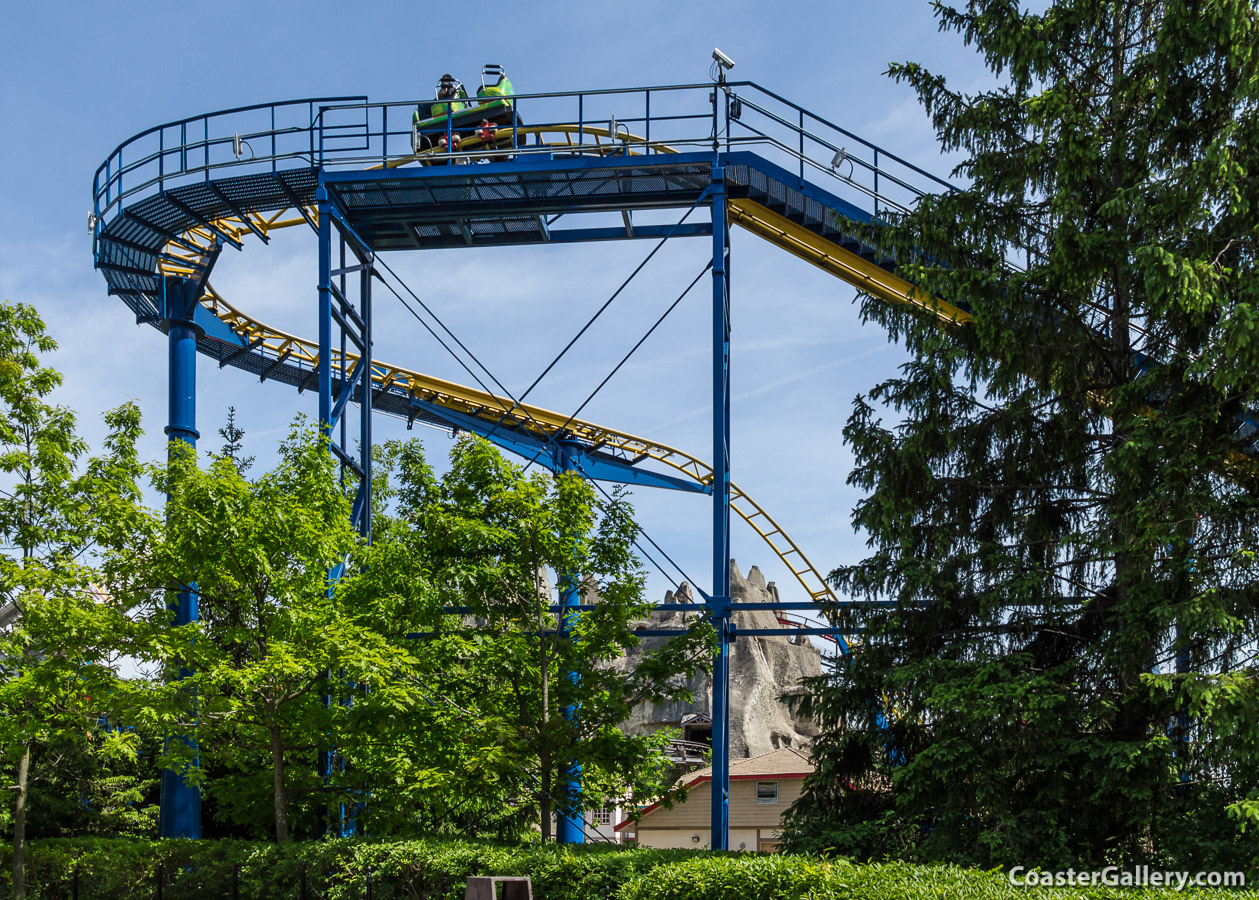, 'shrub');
0,837,1248,899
